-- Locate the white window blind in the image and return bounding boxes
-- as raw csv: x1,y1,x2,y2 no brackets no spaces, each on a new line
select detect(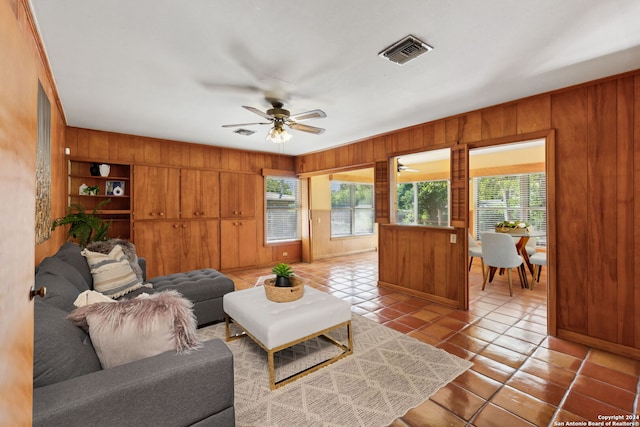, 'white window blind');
266,176,301,242
473,173,547,247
